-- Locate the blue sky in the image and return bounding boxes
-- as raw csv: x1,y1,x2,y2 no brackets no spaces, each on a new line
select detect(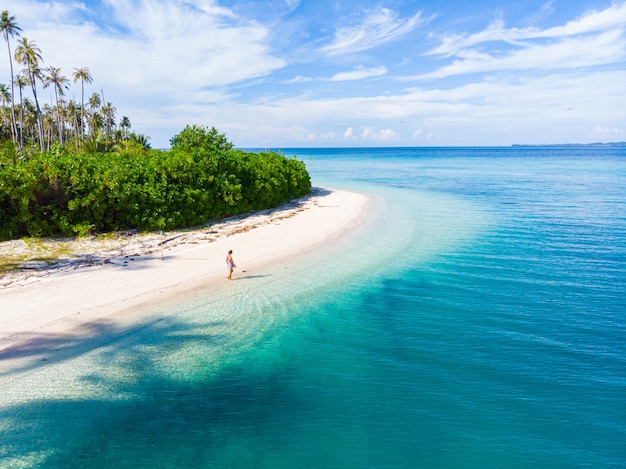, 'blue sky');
2,0,625,148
